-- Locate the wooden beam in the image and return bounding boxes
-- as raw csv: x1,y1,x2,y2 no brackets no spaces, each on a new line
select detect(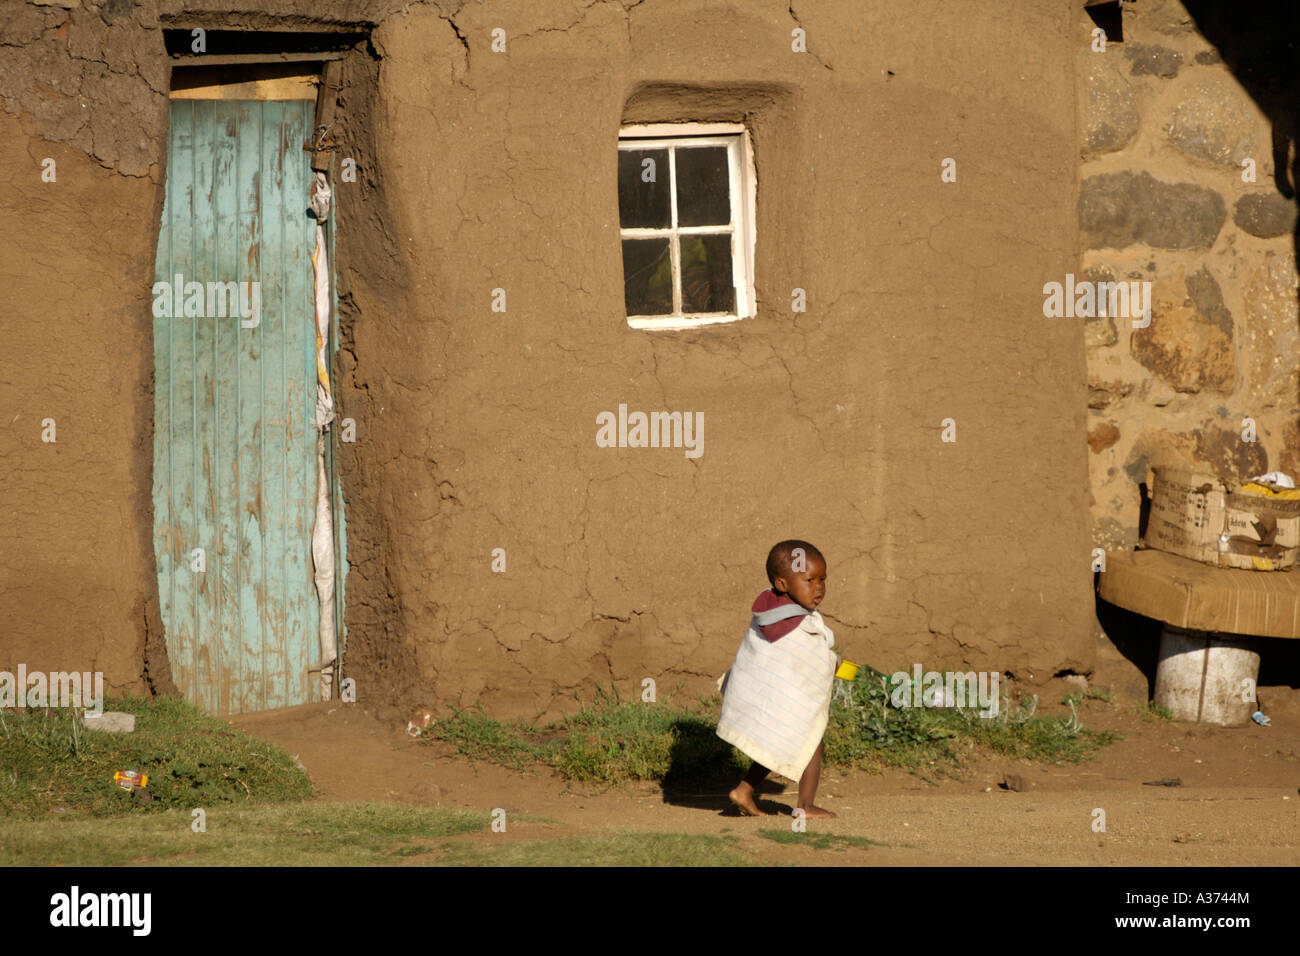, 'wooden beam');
312,60,344,172
169,52,345,65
